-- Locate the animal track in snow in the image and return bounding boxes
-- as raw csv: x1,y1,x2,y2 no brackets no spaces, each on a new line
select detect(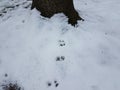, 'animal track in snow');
4,73,8,77
54,80,59,87
47,82,52,87
47,80,59,88
56,56,65,61
58,40,66,47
